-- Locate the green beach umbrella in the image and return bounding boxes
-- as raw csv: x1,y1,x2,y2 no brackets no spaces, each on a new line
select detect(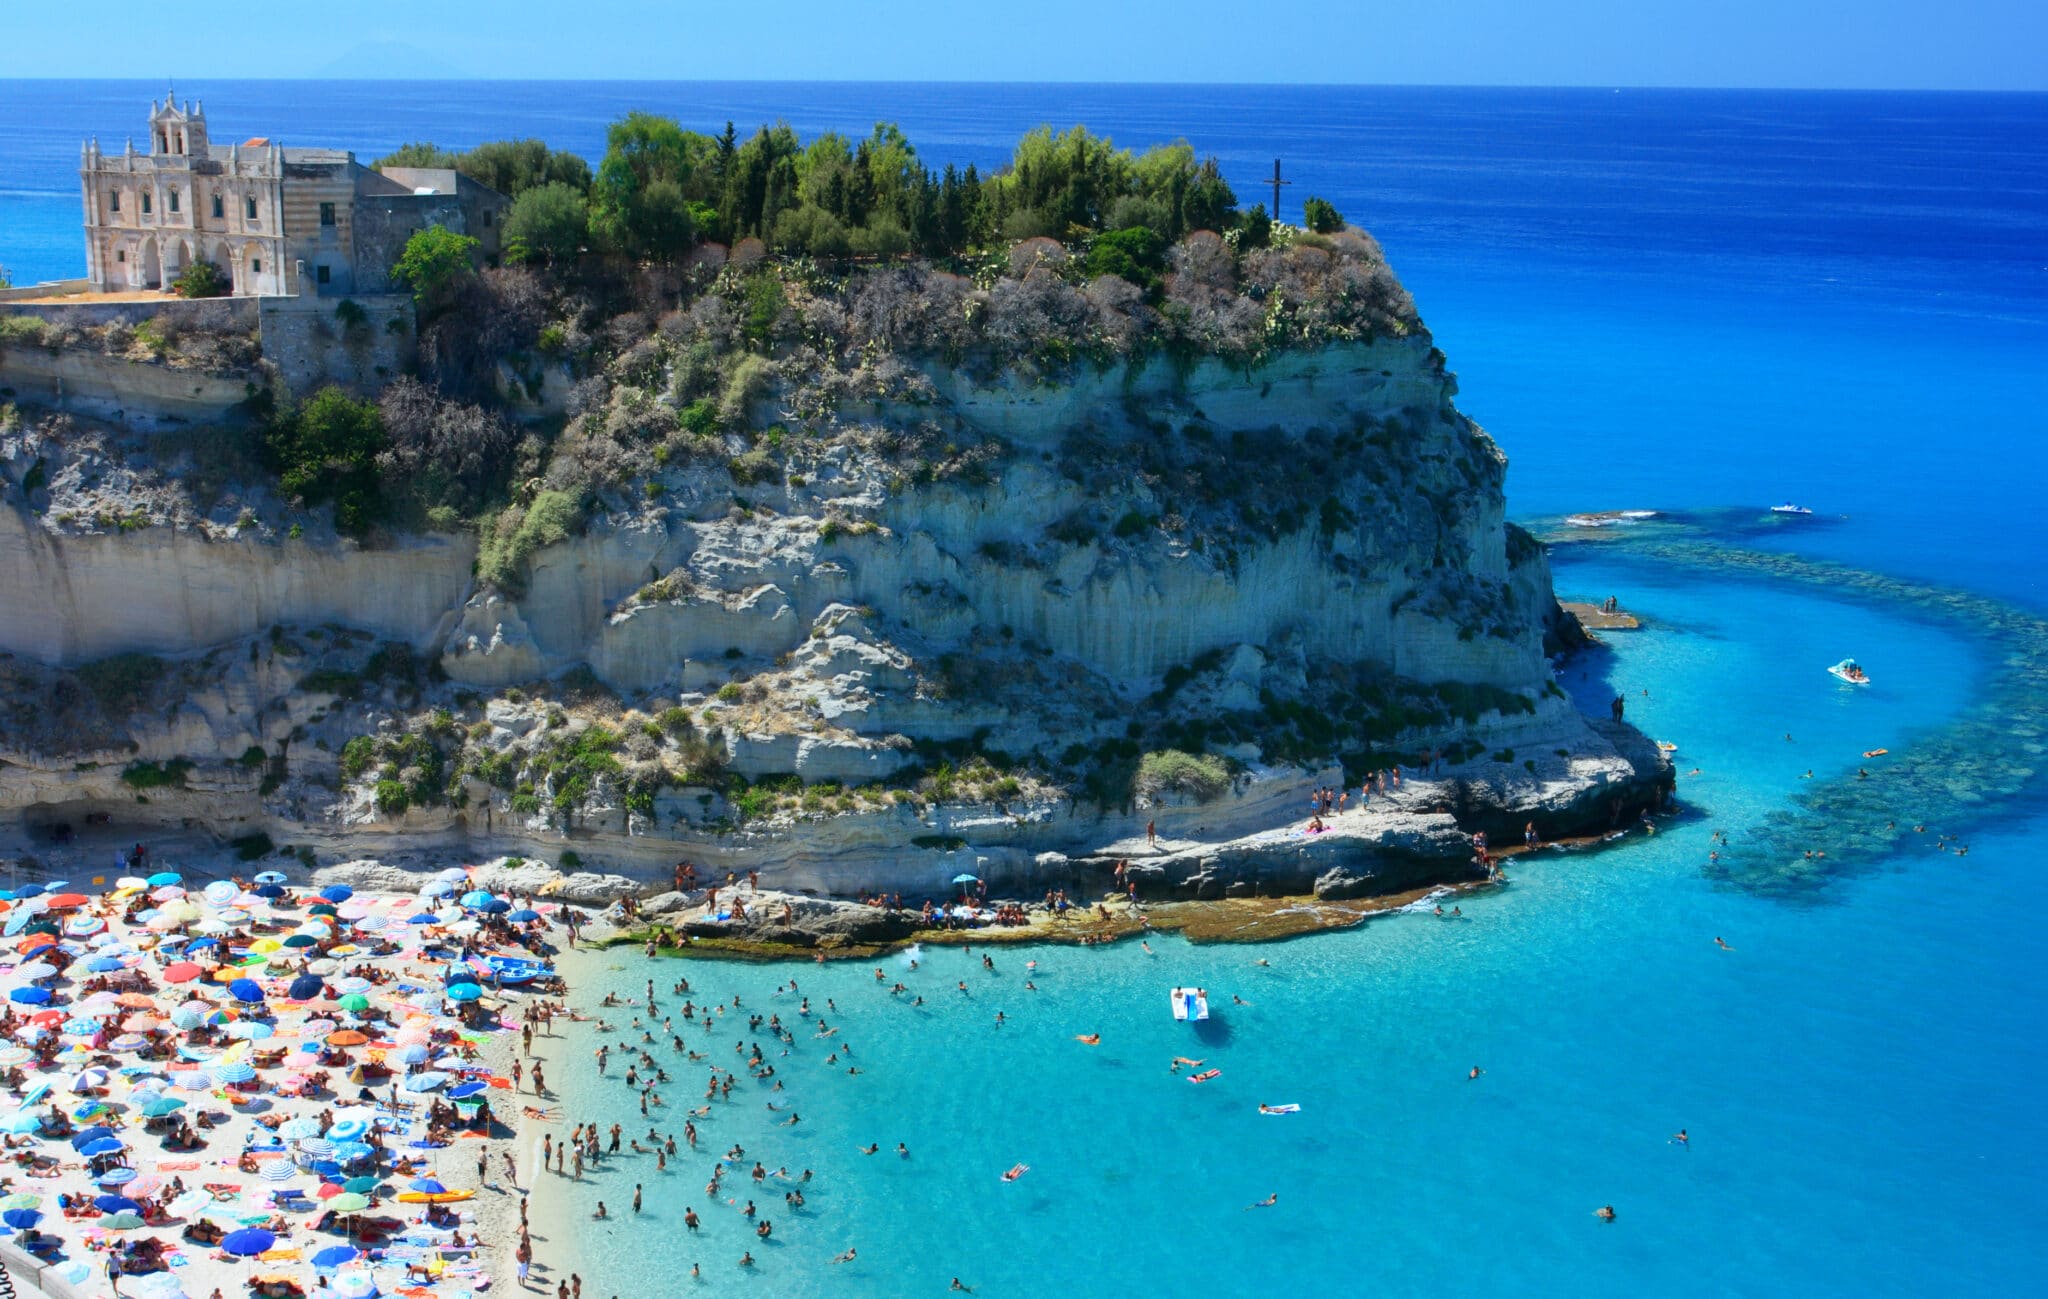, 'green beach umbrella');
140,1097,186,1117
0,1193,42,1210
341,1176,378,1194
336,993,372,1013
99,1211,146,1231
326,1193,370,1213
